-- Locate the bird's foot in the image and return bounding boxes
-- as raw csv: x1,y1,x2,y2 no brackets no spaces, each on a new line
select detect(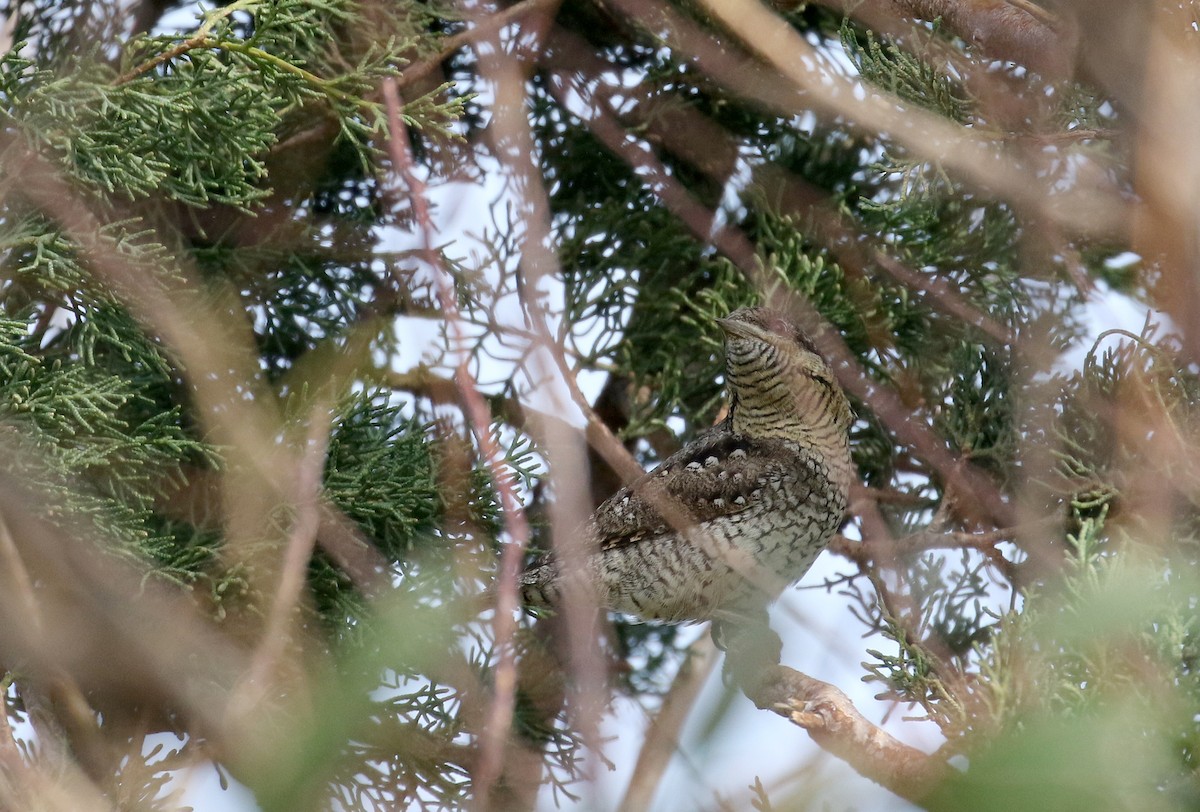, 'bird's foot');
711,611,782,690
